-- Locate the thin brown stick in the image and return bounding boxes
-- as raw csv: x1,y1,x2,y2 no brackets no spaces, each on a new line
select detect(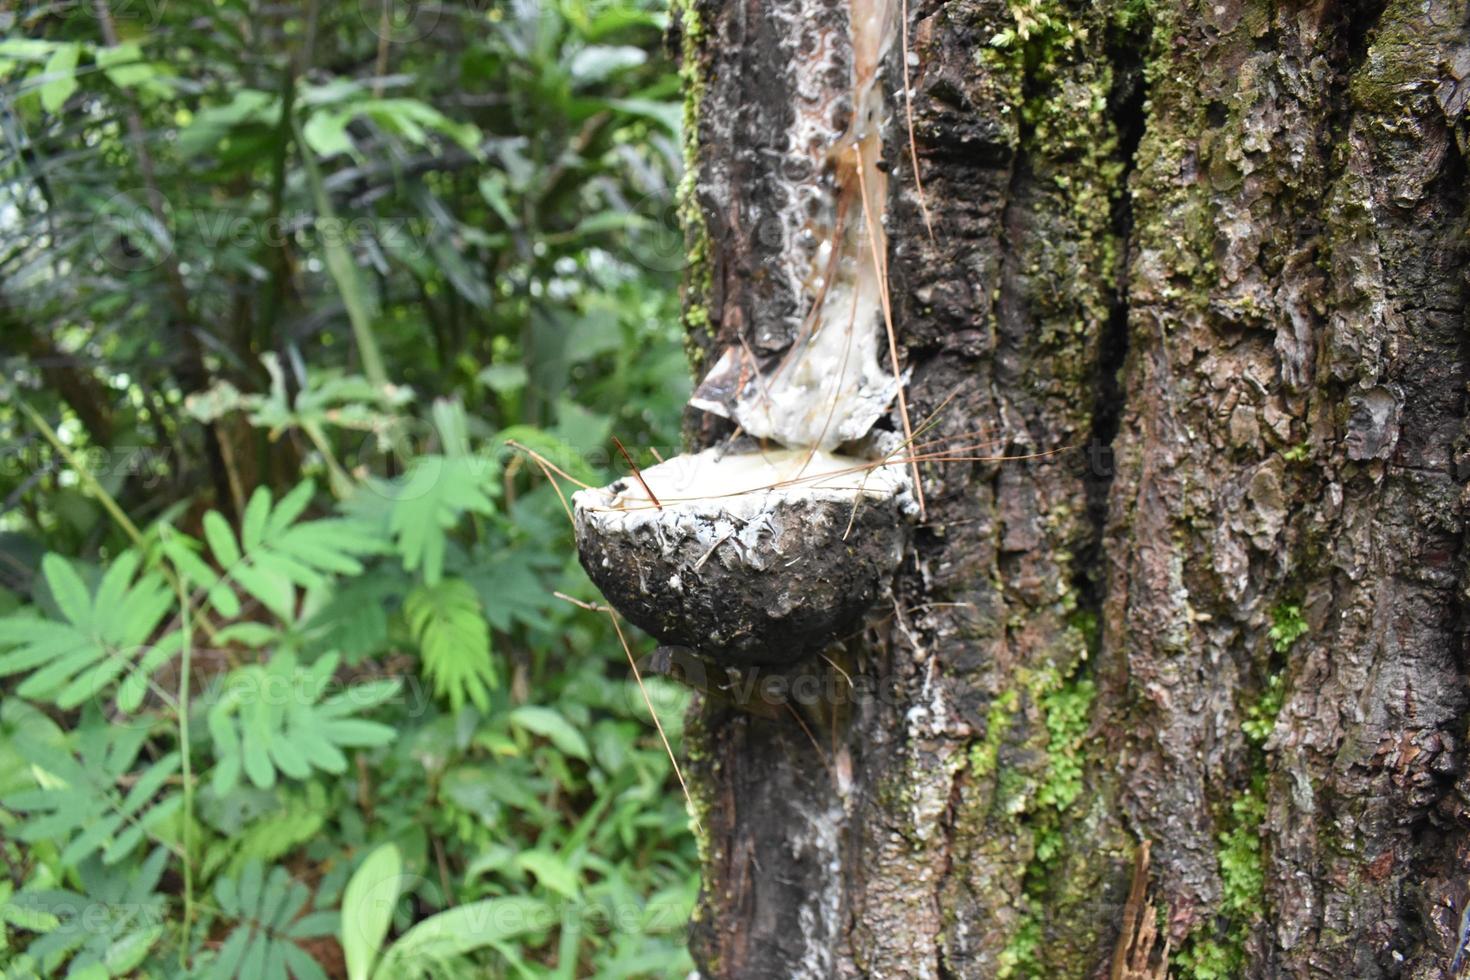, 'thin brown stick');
818,651,854,692
432,834,455,907
853,144,927,520
548,590,702,832
613,436,661,509
552,591,604,612
504,440,595,489
785,702,837,783
511,444,574,524
608,612,701,834
907,386,970,445
900,0,936,242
